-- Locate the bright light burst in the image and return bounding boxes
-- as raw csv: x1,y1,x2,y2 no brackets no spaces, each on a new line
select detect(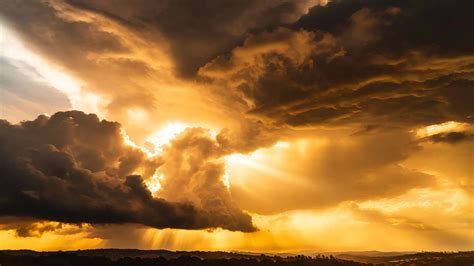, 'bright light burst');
416,121,469,138
146,172,165,196
146,122,189,153
121,122,190,194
